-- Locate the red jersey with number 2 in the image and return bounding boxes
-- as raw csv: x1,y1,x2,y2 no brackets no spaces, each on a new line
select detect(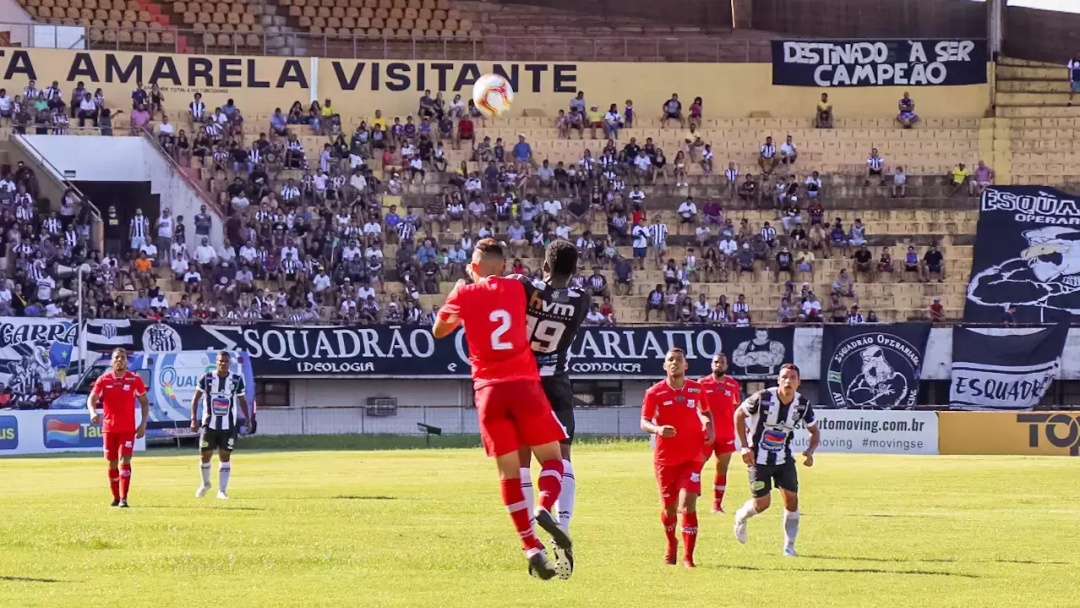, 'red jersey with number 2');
438,276,539,389
641,379,710,465
92,371,147,433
